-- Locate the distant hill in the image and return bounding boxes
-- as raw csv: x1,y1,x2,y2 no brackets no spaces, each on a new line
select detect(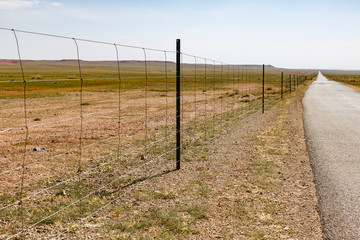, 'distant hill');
0,59,276,69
